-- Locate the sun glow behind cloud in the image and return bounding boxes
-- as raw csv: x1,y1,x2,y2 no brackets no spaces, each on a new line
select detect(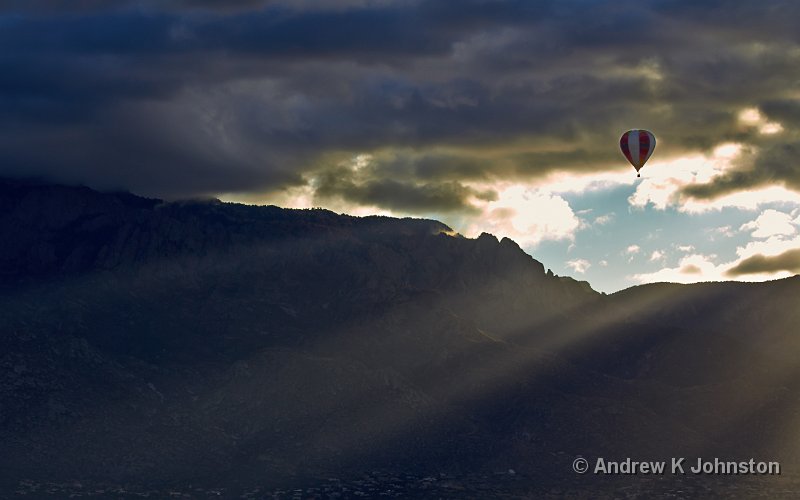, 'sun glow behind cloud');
629,143,745,212
739,107,784,135
226,153,615,247
461,184,582,246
